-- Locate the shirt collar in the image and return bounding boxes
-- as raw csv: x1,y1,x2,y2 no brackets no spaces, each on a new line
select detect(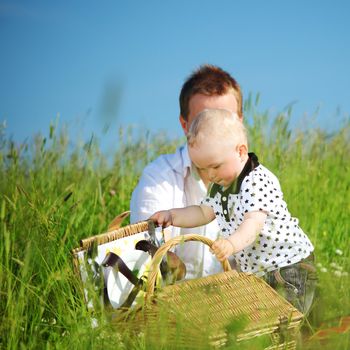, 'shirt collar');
208,152,260,197
234,152,259,193
182,143,201,179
